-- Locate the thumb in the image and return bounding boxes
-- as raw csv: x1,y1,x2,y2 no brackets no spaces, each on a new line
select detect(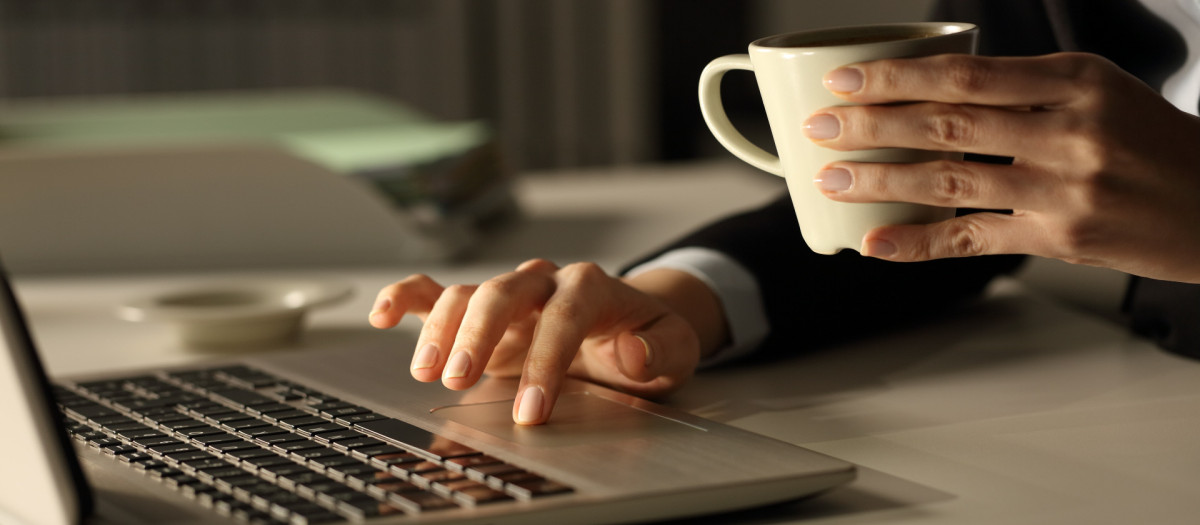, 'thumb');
613,314,699,394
